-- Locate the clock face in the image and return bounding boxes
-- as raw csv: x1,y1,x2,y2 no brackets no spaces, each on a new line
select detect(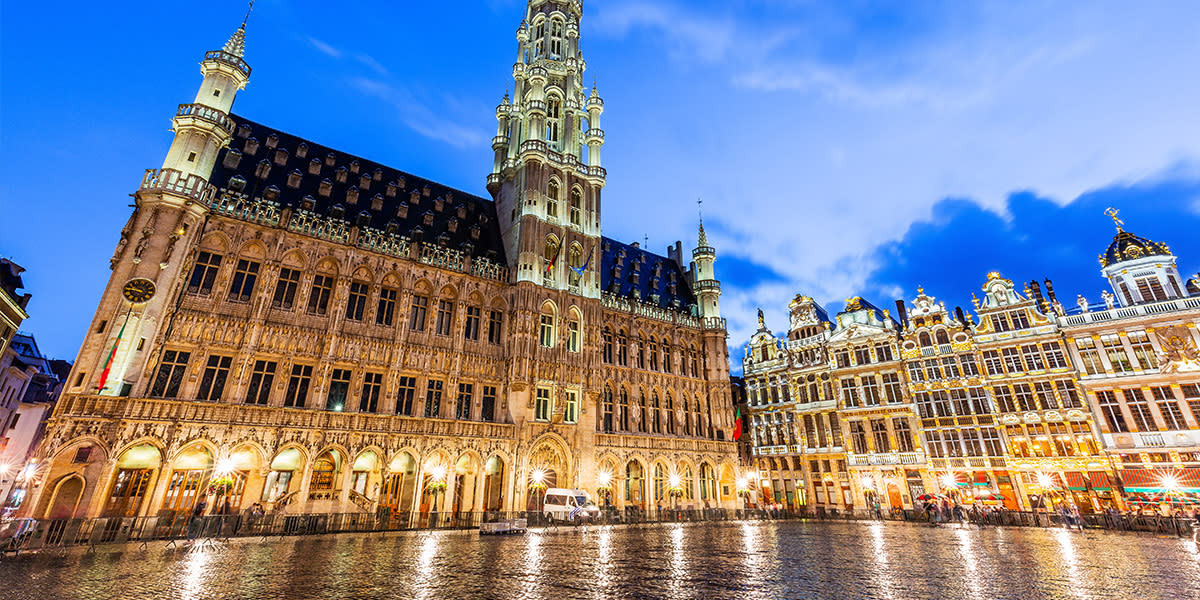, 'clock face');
122,278,157,304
